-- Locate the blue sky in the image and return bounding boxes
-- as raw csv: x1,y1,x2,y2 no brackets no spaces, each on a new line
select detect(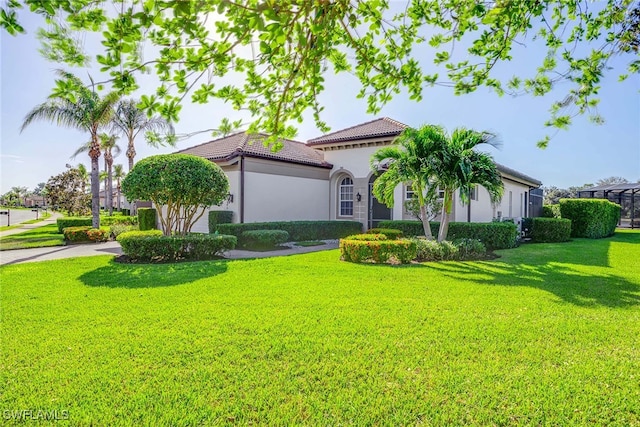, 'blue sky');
1,10,638,195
